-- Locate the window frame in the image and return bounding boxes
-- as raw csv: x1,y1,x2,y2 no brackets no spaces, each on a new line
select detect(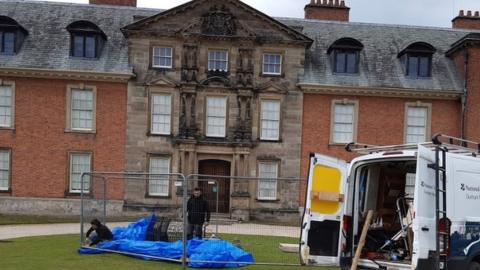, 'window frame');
71,33,100,59
207,50,229,72
262,53,283,76
260,99,281,141
205,96,228,138
0,81,15,129
151,46,173,69
68,152,92,194
406,53,432,79
147,155,171,197
65,84,97,133
398,42,435,79
0,16,28,56
330,99,359,145
149,92,173,136
404,102,432,144
333,49,359,74
0,30,16,55
0,148,11,192
67,21,106,60
257,161,279,201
